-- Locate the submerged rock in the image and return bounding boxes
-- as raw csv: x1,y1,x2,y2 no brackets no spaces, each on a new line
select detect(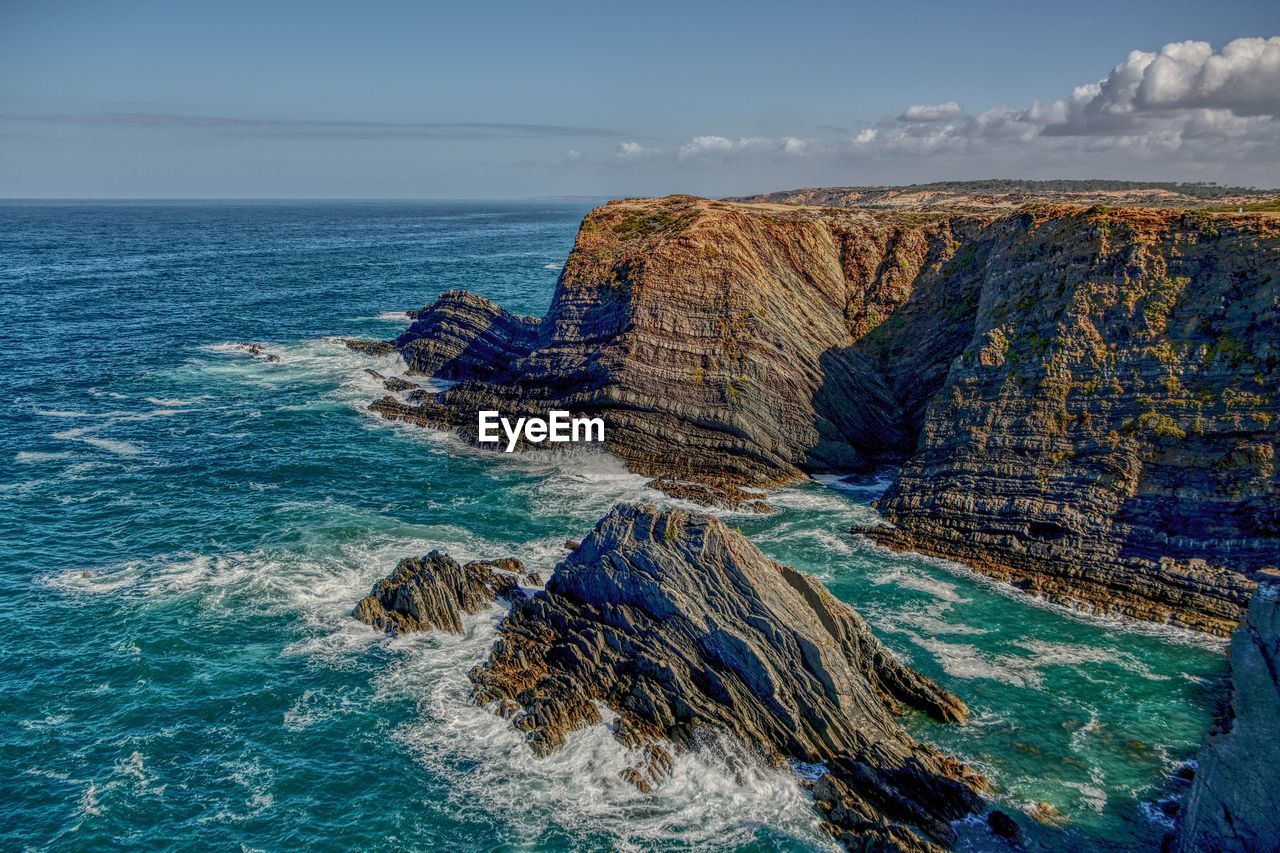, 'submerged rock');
354,551,529,635
470,503,983,849
1177,570,1280,851
231,342,280,362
